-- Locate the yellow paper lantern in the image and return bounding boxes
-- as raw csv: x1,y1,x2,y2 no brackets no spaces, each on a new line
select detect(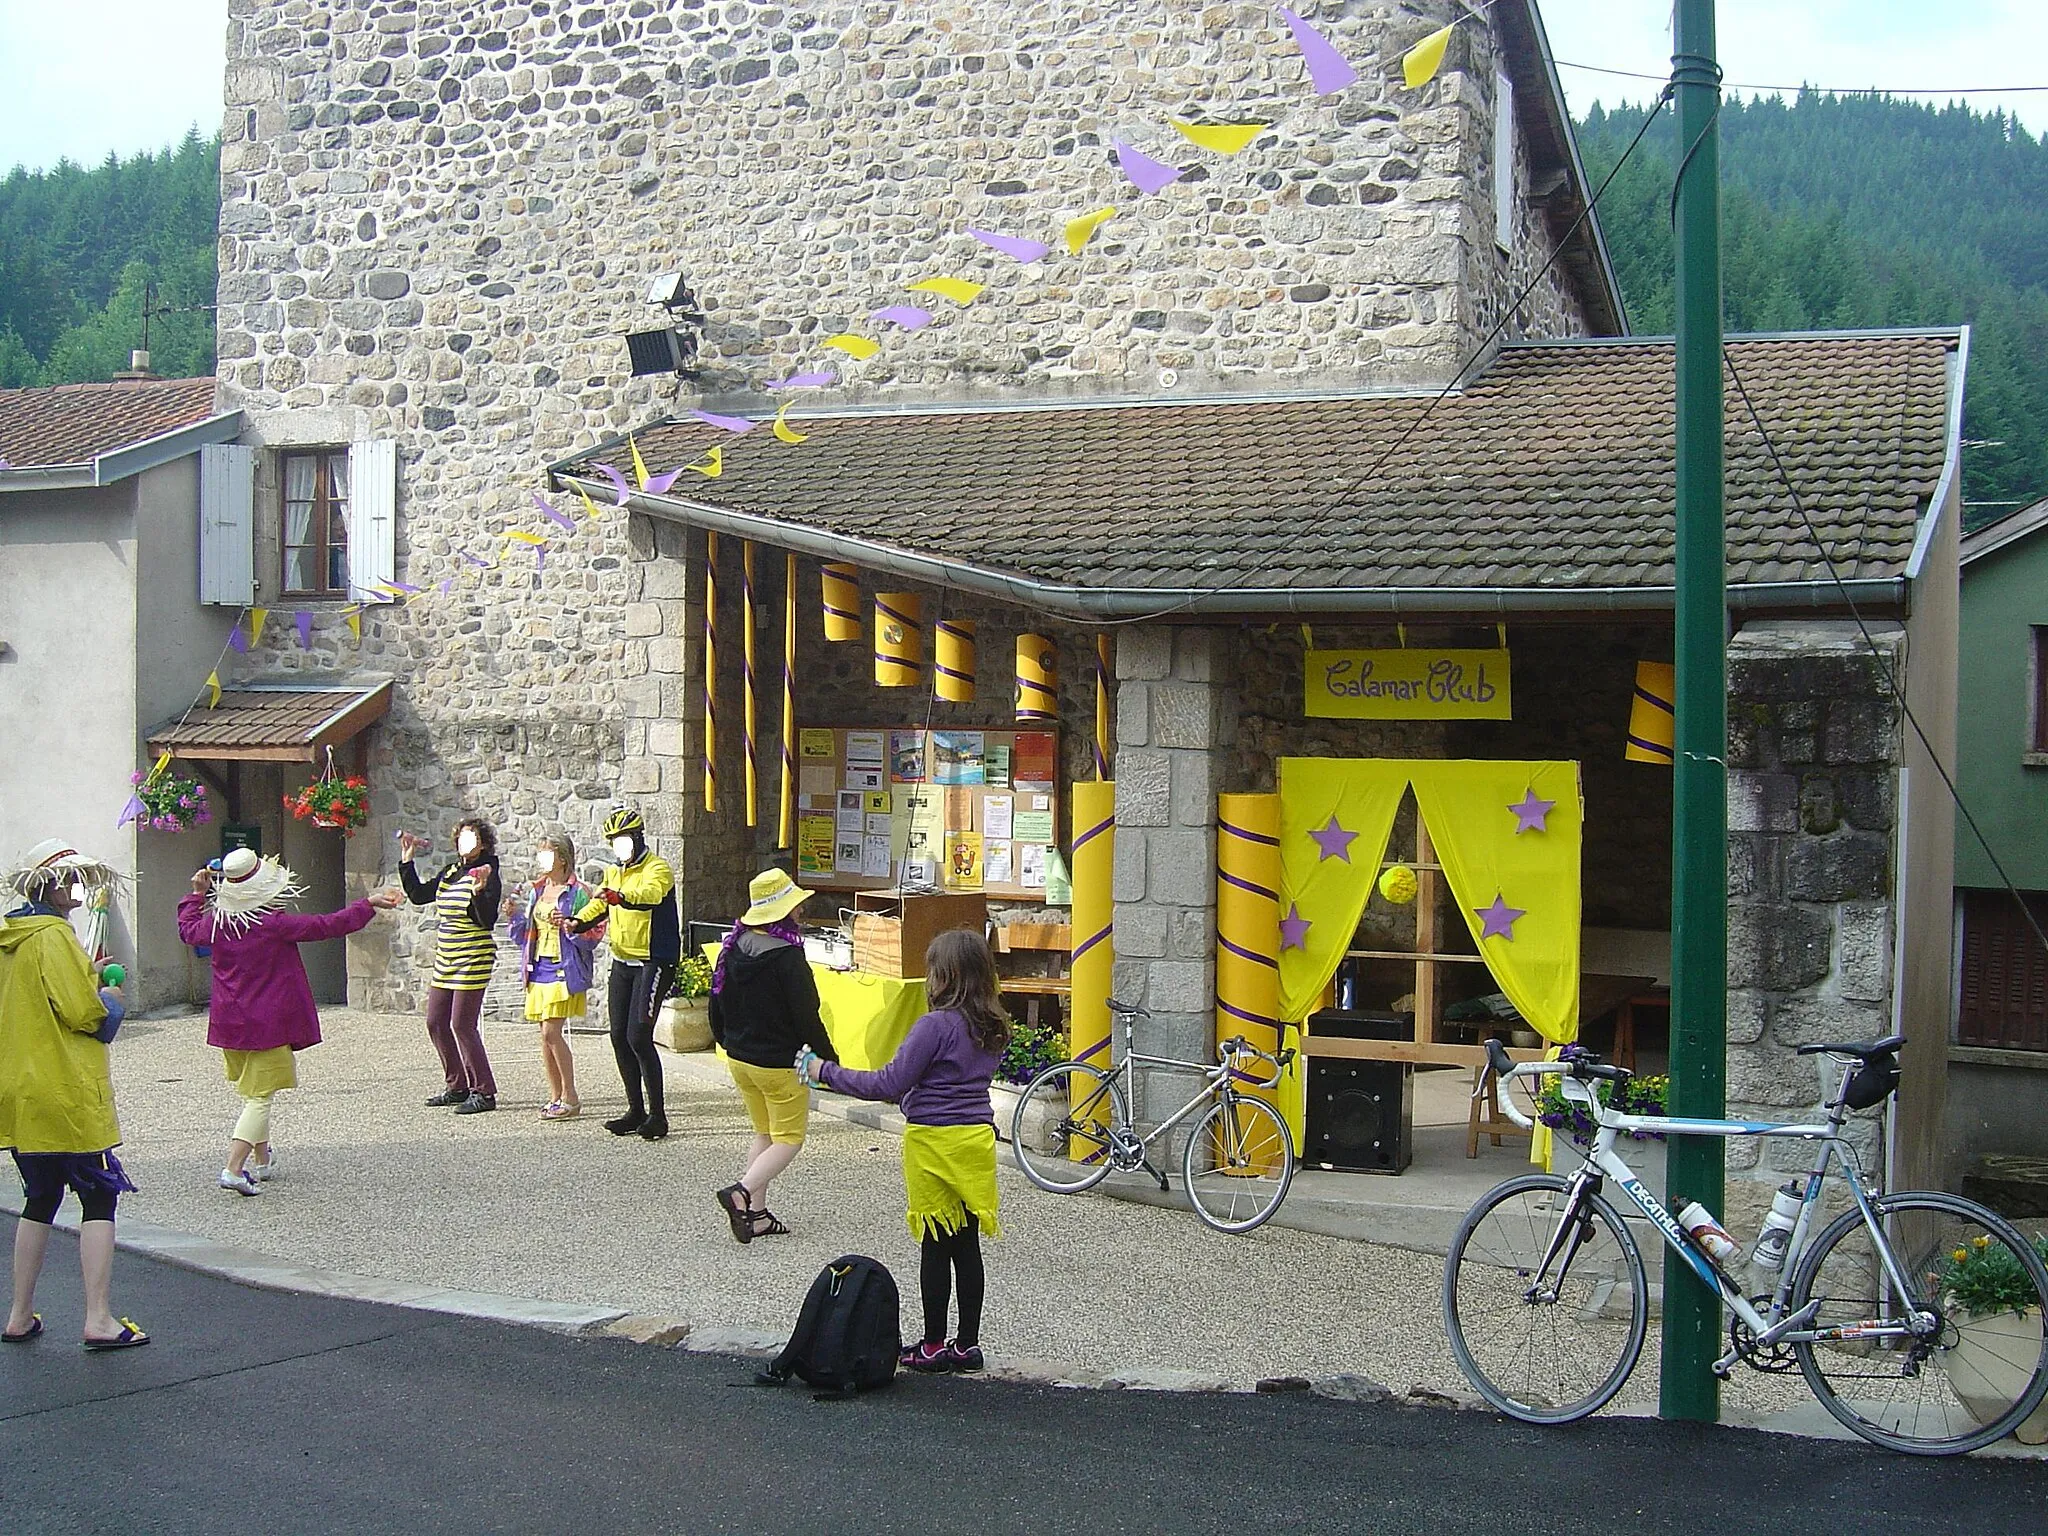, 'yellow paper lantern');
935,618,976,703
1626,661,1676,764
1378,864,1419,904
1015,633,1058,721
875,592,923,686
821,563,861,642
